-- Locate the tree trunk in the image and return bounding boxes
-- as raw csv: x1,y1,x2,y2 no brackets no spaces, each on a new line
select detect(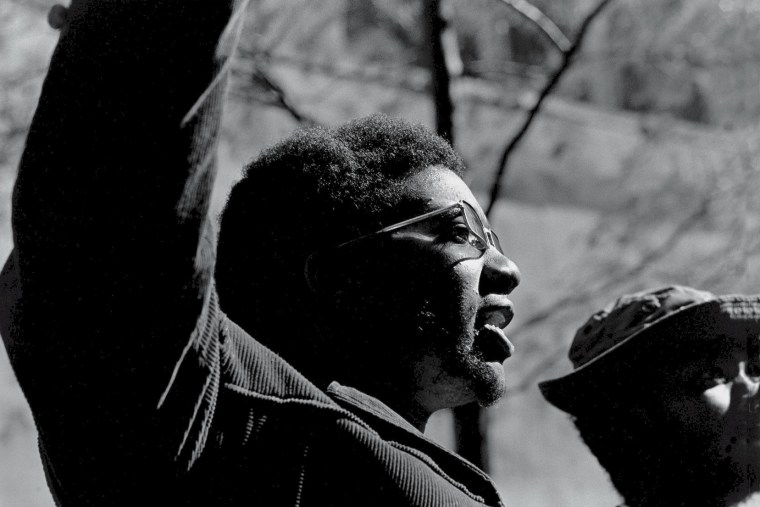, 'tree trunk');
453,403,488,470
423,0,488,473
424,0,454,144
